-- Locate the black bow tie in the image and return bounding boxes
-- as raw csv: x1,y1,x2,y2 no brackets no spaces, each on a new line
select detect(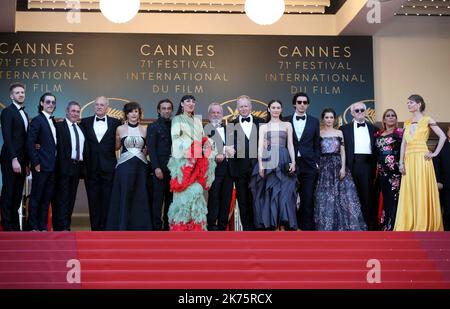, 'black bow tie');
241,117,251,123
357,122,366,128
296,115,306,121
96,117,106,122
49,116,55,120
18,106,25,111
